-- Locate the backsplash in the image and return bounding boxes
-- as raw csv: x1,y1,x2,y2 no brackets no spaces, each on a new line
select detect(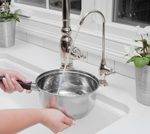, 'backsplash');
16,21,135,79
